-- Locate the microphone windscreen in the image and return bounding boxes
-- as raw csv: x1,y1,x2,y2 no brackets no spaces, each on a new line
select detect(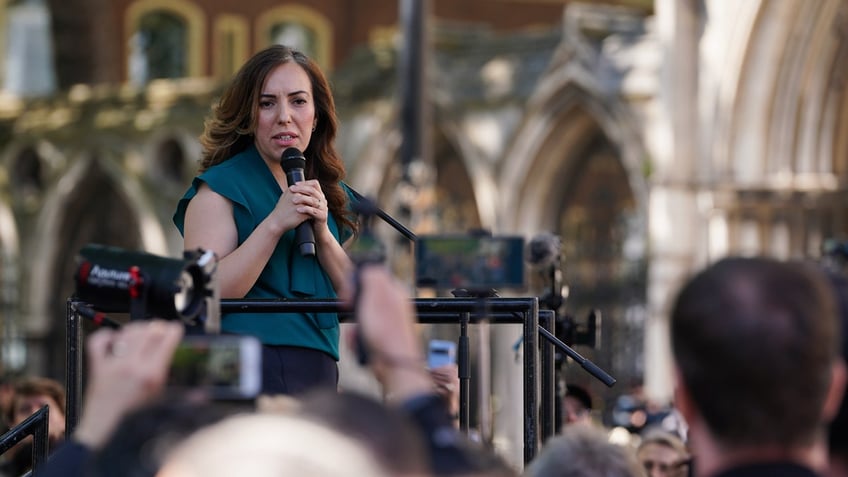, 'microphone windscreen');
526,233,561,268
281,147,306,172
